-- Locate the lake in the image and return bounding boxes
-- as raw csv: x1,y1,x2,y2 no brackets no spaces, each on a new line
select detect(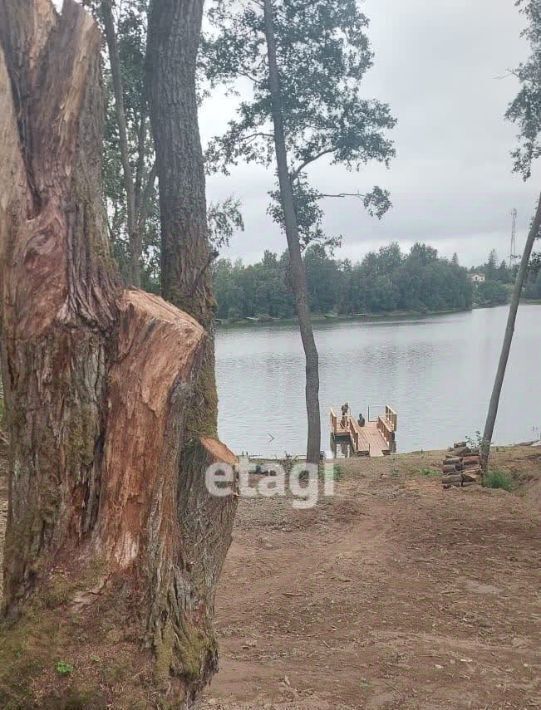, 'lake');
216,304,541,457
